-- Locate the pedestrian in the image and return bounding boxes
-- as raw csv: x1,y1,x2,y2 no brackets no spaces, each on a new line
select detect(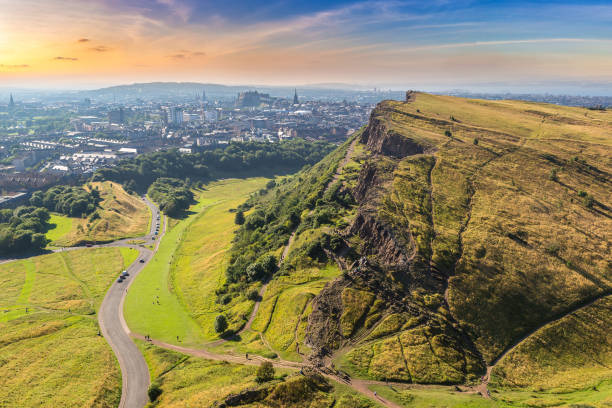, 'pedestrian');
373,391,377,398
246,353,249,360
176,335,179,342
